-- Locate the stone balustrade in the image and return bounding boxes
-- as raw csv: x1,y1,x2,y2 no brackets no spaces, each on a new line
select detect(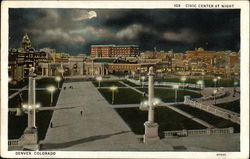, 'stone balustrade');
164,127,234,137
184,96,240,124
8,139,21,147
127,78,202,89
